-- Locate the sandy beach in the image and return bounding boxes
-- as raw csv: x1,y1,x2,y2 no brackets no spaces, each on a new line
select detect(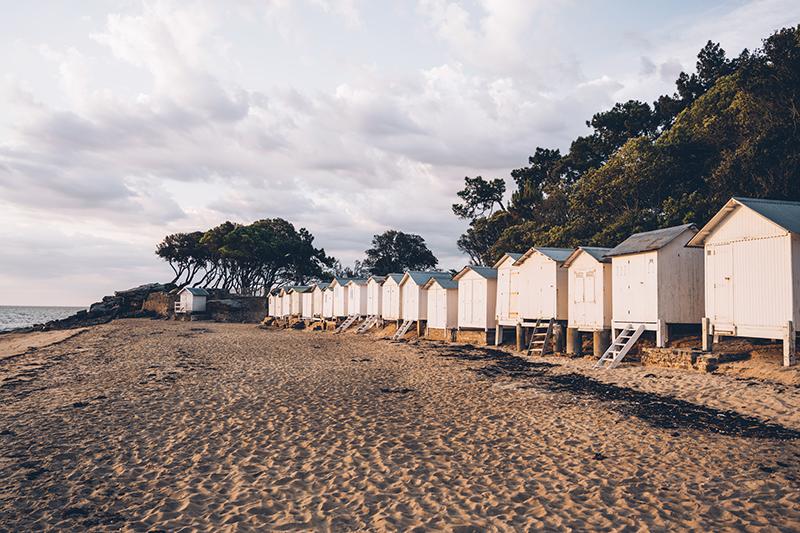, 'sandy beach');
1,319,800,531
